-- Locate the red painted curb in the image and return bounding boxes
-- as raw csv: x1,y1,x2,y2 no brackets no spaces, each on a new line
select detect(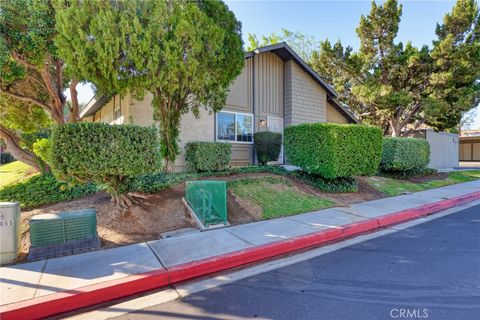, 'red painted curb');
0,269,169,320
1,191,479,319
